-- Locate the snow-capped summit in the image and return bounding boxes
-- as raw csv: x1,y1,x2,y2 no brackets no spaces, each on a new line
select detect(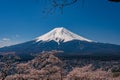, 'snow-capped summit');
36,27,92,43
